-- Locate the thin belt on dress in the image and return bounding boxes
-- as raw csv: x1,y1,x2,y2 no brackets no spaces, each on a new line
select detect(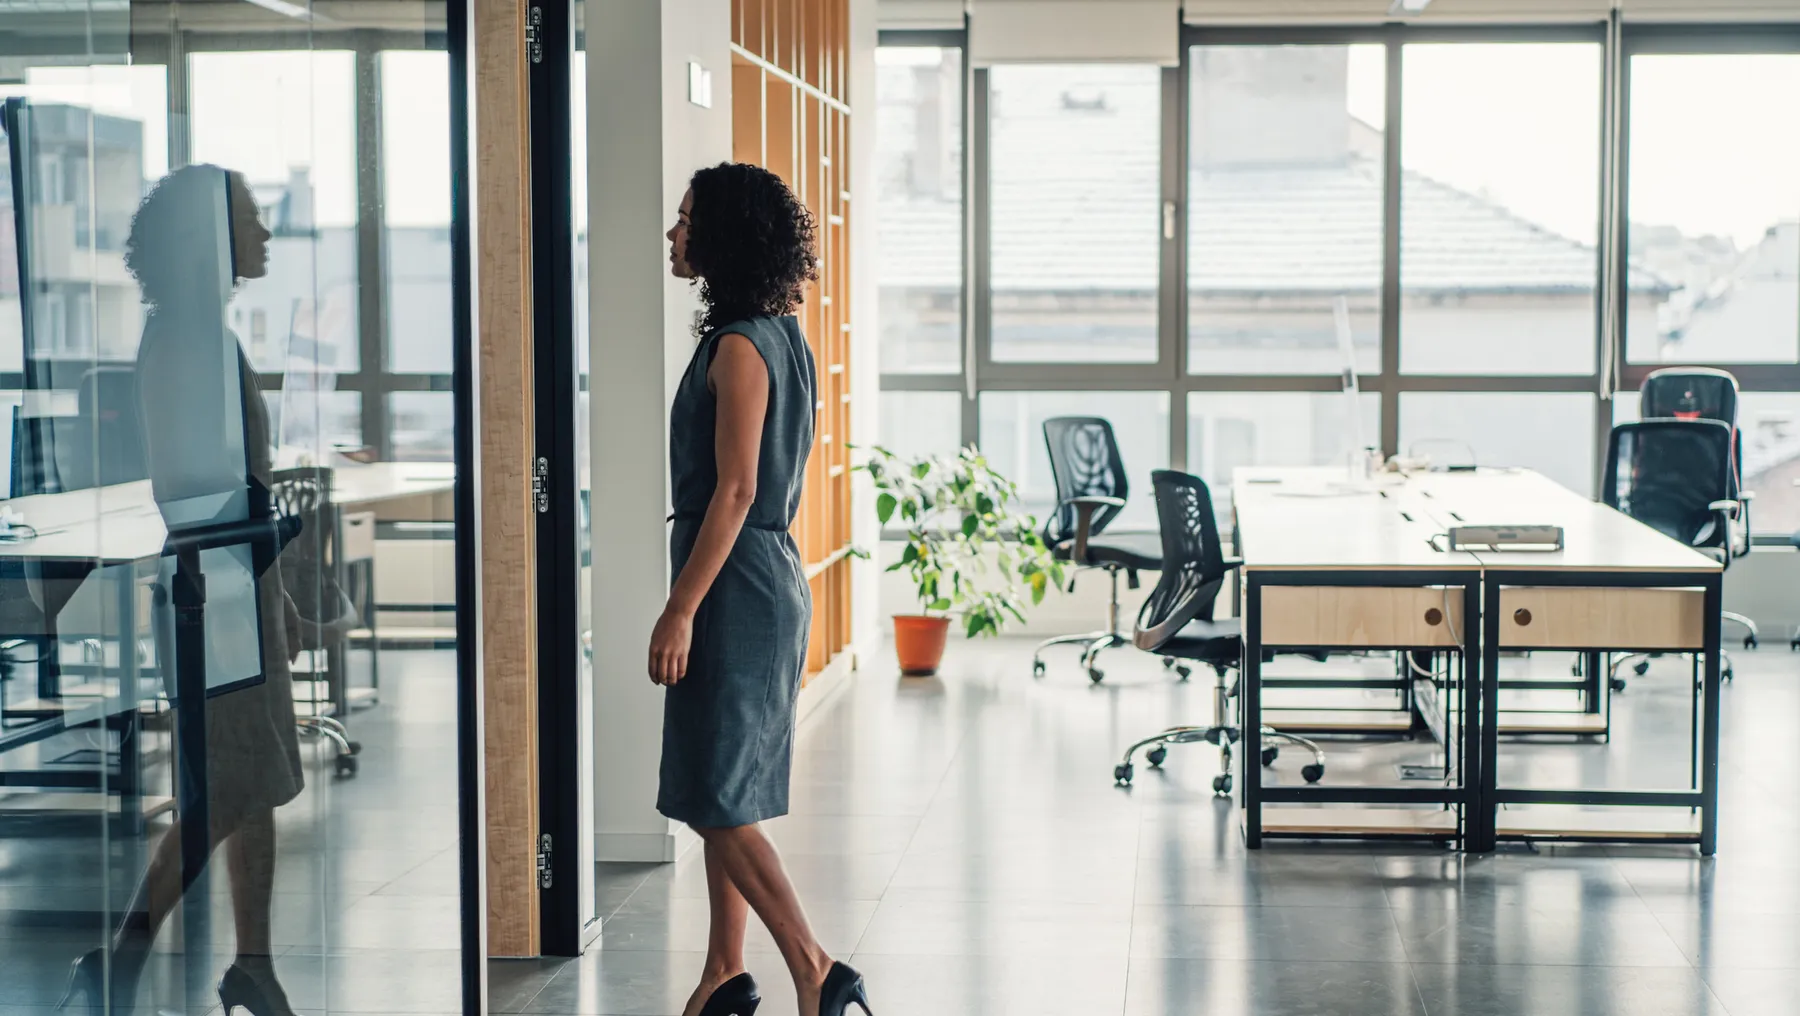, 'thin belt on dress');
667,512,792,533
